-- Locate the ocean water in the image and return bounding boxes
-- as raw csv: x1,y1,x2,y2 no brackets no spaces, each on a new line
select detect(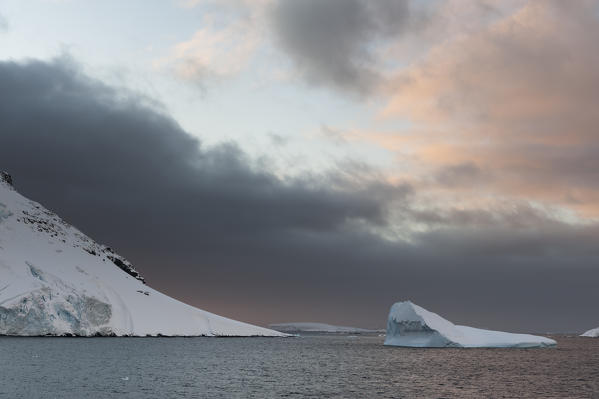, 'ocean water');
1,334,598,398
